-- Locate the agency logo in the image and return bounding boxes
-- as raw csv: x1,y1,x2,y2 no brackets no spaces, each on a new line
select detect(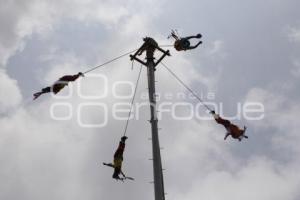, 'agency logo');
50,73,265,128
